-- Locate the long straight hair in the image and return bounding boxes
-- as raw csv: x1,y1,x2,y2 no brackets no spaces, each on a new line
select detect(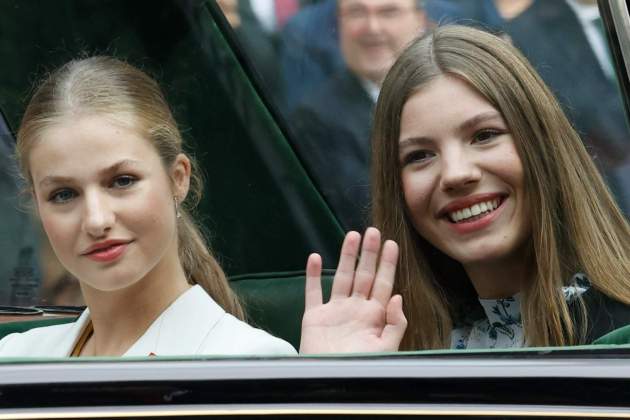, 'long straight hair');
17,56,245,320
372,25,630,349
